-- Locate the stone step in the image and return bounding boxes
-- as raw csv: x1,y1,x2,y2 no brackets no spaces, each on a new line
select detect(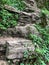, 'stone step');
6,38,35,60
0,24,39,37
15,24,39,37
18,12,40,26
0,37,35,62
